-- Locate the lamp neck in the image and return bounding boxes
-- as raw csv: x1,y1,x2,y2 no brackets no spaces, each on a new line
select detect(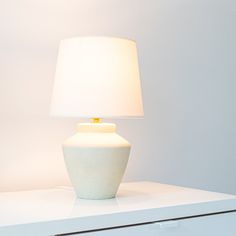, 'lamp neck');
77,122,116,133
